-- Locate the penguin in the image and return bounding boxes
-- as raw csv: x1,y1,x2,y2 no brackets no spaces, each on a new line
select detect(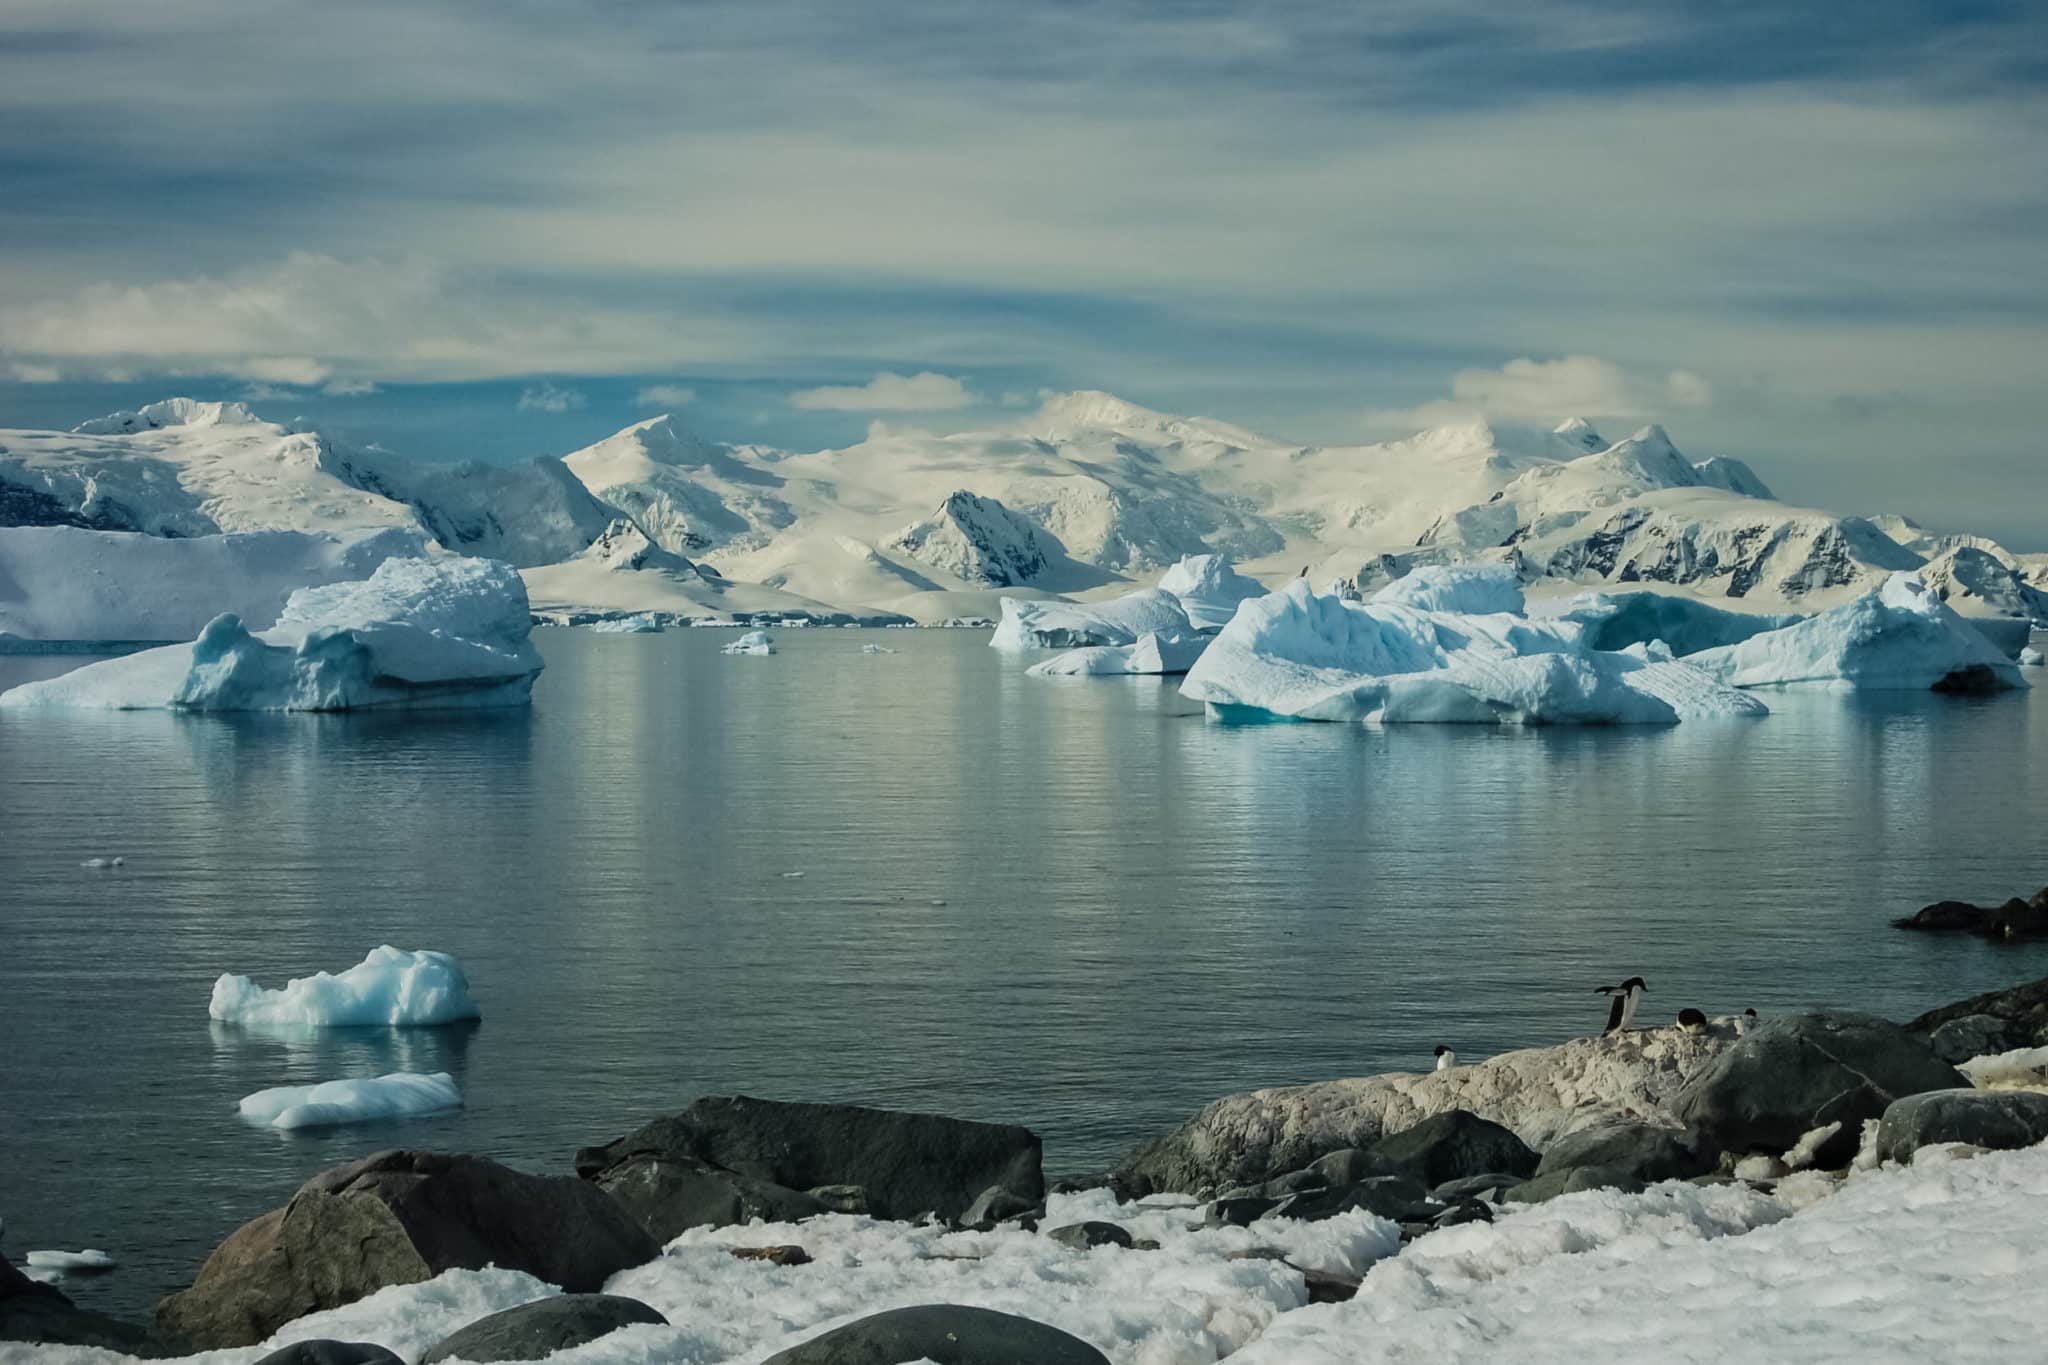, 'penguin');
1734,1006,1759,1035
1434,1044,1458,1072
1675,1007,1708,1034
1595,977,1648,1034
